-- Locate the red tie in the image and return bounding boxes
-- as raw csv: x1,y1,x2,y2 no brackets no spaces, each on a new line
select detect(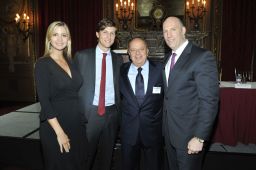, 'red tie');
98,53,107,116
